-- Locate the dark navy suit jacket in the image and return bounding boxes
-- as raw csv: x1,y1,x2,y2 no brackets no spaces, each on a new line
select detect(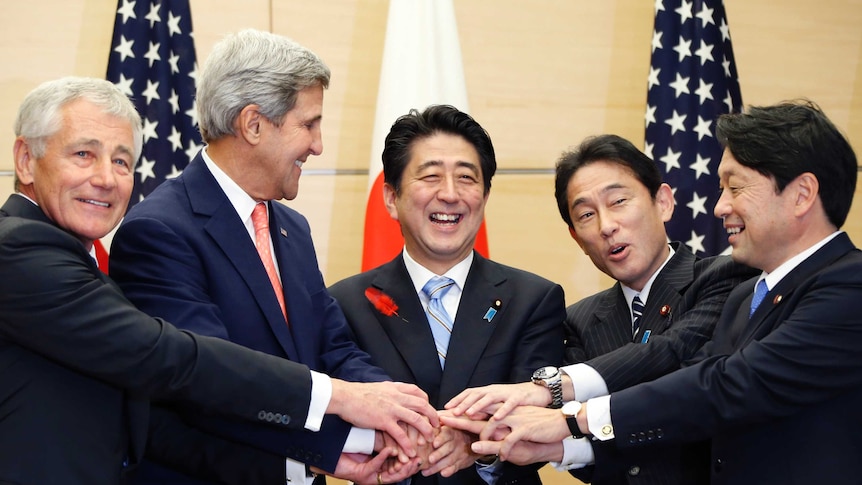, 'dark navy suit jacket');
610,233,862,484
111,155,389,484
